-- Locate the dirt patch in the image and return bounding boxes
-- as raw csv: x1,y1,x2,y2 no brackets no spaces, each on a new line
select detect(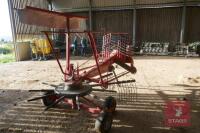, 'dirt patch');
0,57,200,132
